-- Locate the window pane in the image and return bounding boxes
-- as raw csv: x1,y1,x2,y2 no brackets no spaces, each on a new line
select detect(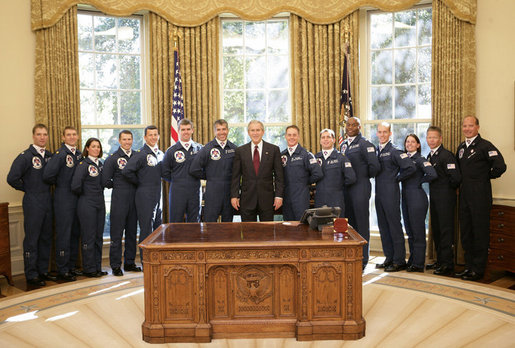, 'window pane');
94,16,116,52
267,55,289,89
79,52,95,88
395,48,416,83
371,13,393,49
80,90,96,125
418,84,431,119
394,11,416,47
96,90,118,124
392,123,414,147
418,47,431,83
117,18,140,53
394,86,416,119
120,55,141,89
268,90,289,122
267,21,288,54
78,14,93,51
223,91,245,123
96,54,118,89
222,21,243,54
246,91,266,122
228,126,246,147
371,86,393,119
223,56,244,89
120,91,142,124
416,122,431,156
245,56,266,89
418,8,432,45
371,50,392,84
364,124,379,146
245,21,266,55
264,126,286,150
